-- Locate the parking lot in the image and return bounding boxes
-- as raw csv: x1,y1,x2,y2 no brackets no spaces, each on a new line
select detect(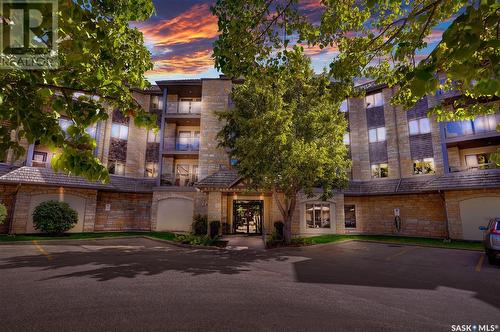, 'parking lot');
0,237,499,332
